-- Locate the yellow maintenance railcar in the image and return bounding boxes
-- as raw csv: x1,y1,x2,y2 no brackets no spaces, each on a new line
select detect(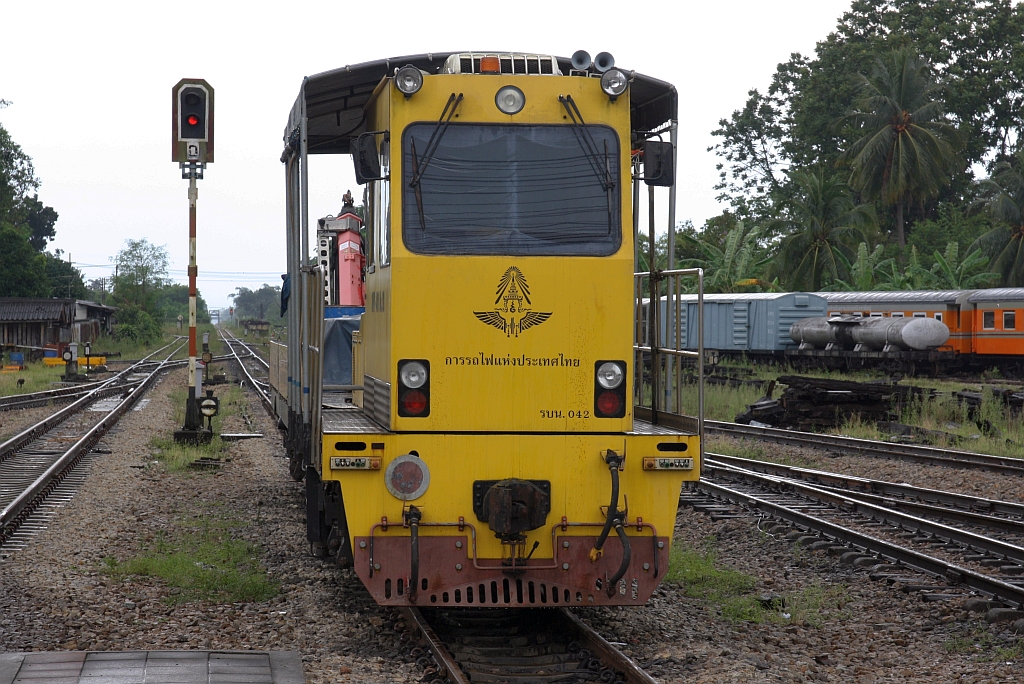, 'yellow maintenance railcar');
275,51,704,607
